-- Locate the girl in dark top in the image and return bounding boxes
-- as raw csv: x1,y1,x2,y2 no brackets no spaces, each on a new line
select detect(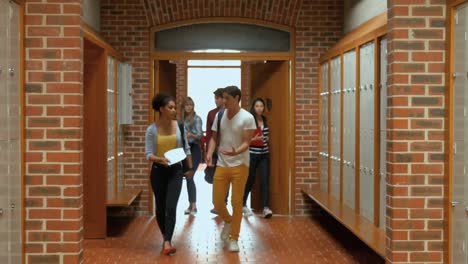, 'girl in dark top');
242,98,273,218
145,93,193,255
